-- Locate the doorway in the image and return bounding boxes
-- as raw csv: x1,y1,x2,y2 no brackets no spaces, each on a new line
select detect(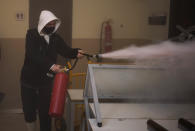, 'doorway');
169,0,195,38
